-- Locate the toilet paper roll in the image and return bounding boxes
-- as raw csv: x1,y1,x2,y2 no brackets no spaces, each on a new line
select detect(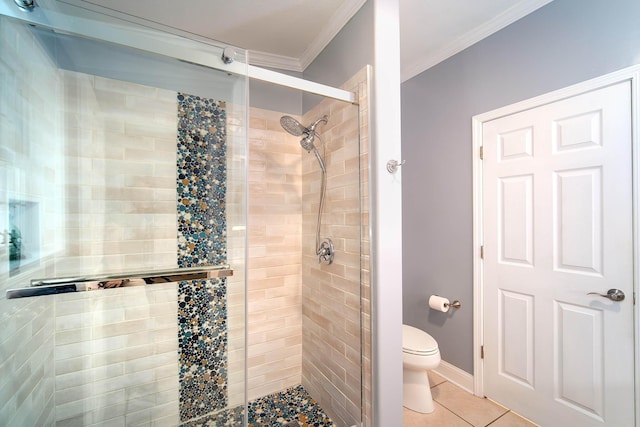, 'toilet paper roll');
429,295,450,312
